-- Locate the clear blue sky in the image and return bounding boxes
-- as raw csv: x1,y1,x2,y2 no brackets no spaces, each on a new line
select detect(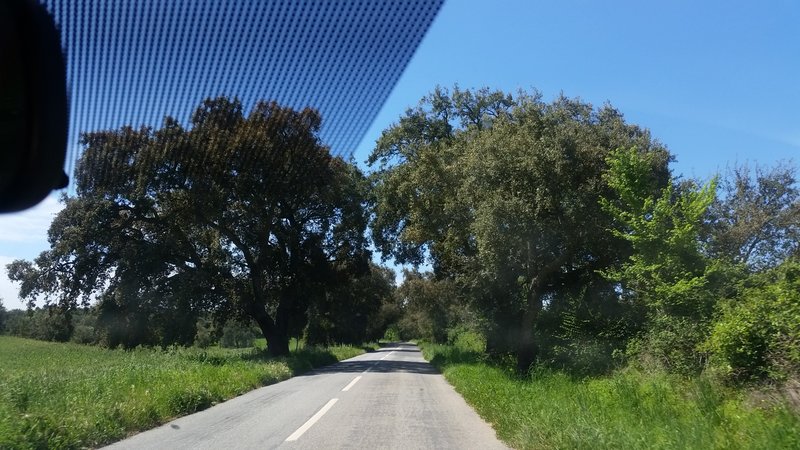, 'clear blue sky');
2,0,798,309
354,0,799,179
